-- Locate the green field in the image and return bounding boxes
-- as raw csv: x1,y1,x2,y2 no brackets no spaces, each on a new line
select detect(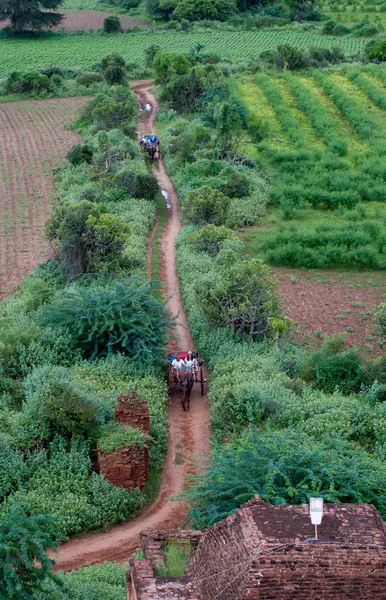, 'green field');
0,29,369,77
238,66,386,270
